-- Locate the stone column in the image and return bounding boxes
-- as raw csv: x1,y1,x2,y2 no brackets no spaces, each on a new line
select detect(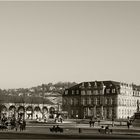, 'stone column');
103,108,106,120
100,106,103,119
93,106,96,118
